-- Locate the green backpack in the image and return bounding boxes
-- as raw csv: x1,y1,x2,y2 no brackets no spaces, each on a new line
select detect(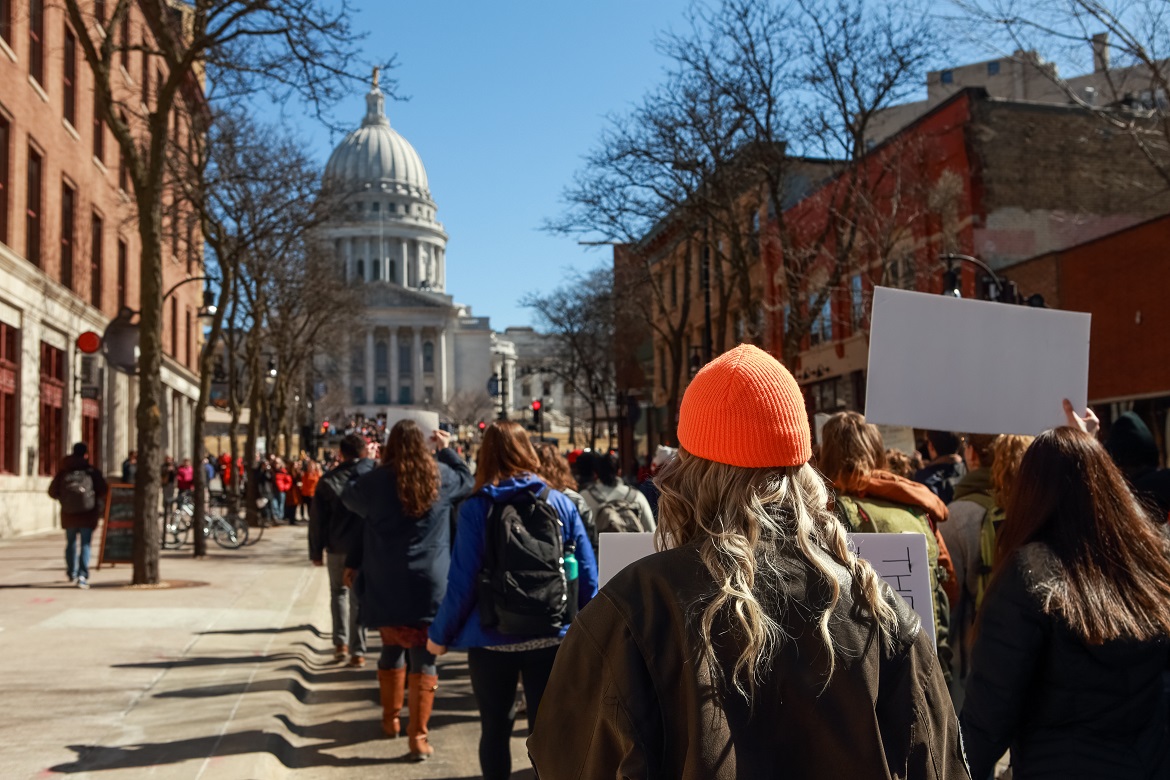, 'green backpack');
836,495,951,657
953,490,1004,612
